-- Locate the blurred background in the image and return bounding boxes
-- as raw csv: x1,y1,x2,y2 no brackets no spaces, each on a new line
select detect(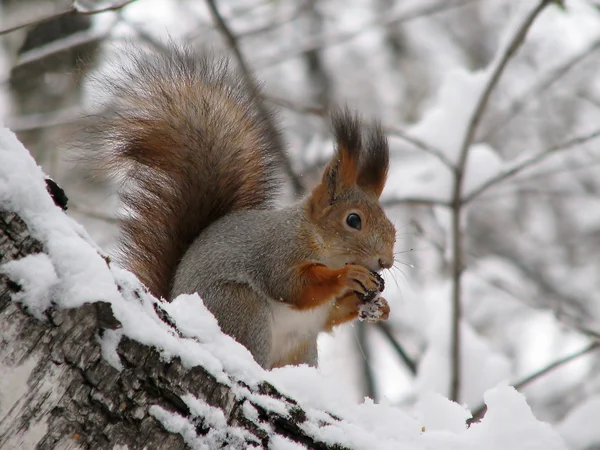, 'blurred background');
2,0,600,446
